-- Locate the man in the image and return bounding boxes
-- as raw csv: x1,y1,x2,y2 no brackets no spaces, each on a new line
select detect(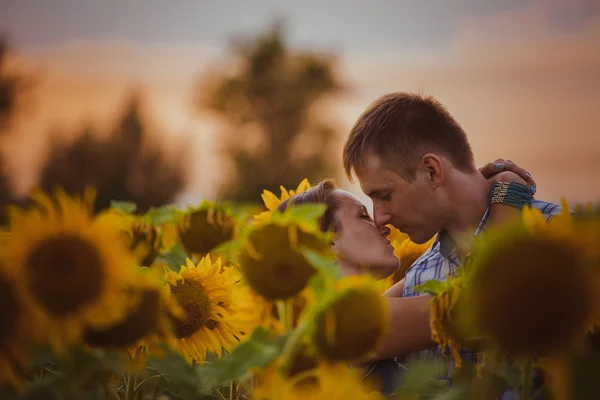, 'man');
342,92,562,398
